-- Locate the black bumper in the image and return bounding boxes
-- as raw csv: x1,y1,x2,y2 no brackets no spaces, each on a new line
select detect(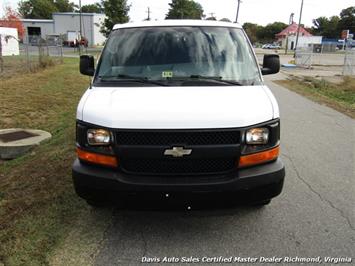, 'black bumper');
72,158,285,202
